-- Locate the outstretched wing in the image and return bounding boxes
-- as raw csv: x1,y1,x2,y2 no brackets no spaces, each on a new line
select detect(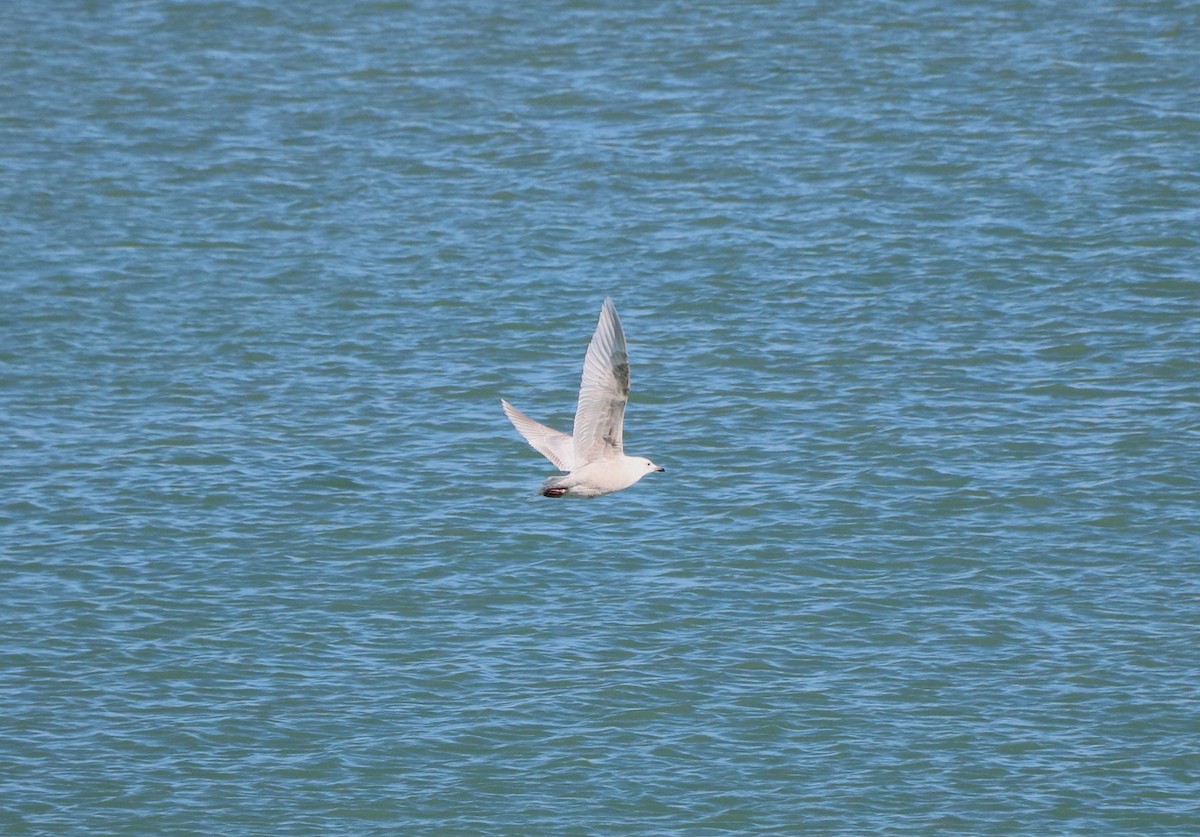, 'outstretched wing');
572,297,629,465
501,399,575,472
